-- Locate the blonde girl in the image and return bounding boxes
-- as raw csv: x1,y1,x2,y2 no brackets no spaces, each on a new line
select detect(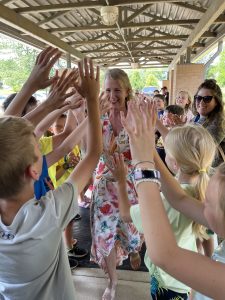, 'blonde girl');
176,90,194,122
121,100,225,300
114,121,216,300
